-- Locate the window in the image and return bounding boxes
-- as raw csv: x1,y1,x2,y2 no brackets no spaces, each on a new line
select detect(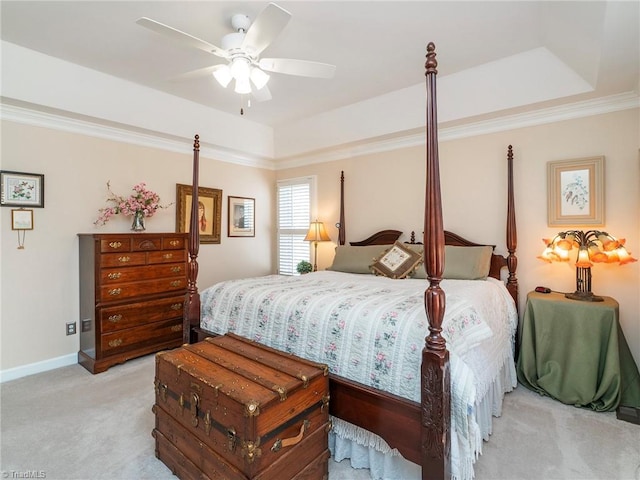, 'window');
277,176,315,275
